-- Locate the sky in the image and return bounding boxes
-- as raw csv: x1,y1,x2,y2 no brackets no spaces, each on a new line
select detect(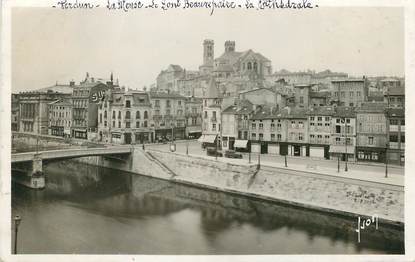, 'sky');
11,6,404,92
